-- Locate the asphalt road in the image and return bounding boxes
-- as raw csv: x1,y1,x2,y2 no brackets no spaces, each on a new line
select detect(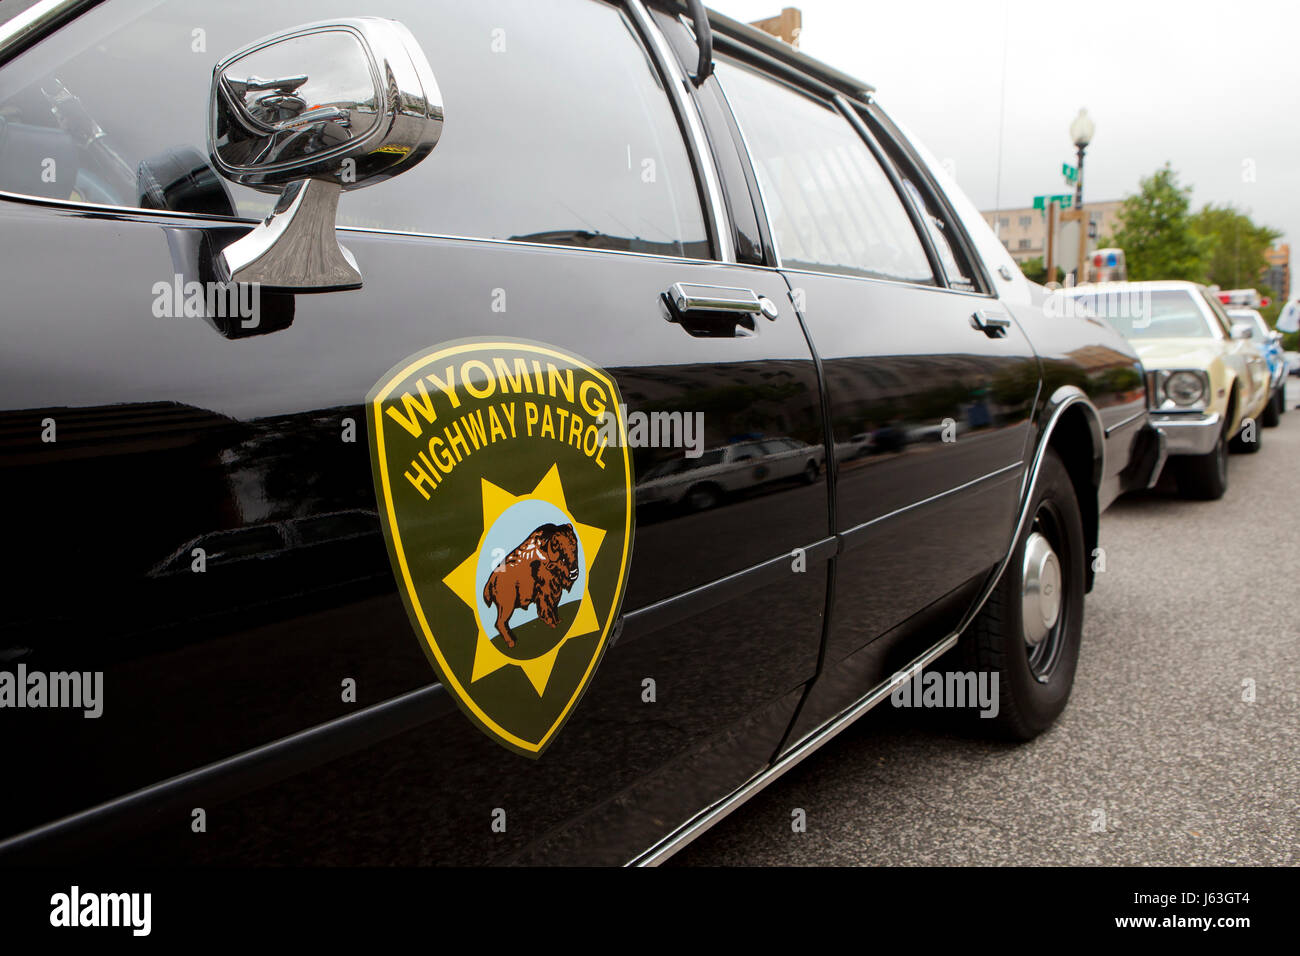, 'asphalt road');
676,380,1300,866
